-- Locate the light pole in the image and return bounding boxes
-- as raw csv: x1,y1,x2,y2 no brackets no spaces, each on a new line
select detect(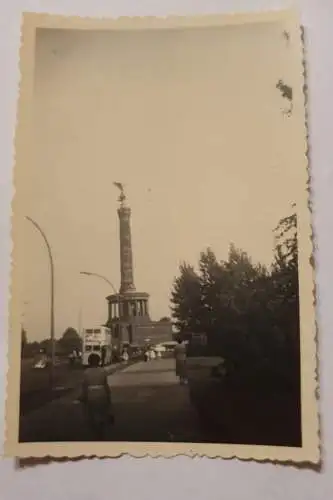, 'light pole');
78,306,82,335
25,216,55,389
79,271,121,341
80,271,117,294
